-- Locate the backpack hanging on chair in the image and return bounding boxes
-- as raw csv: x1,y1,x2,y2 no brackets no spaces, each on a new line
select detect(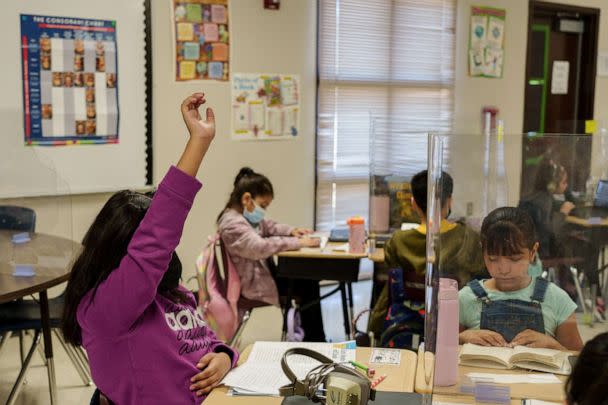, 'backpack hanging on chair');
196,233,241,342
379,267,425,350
